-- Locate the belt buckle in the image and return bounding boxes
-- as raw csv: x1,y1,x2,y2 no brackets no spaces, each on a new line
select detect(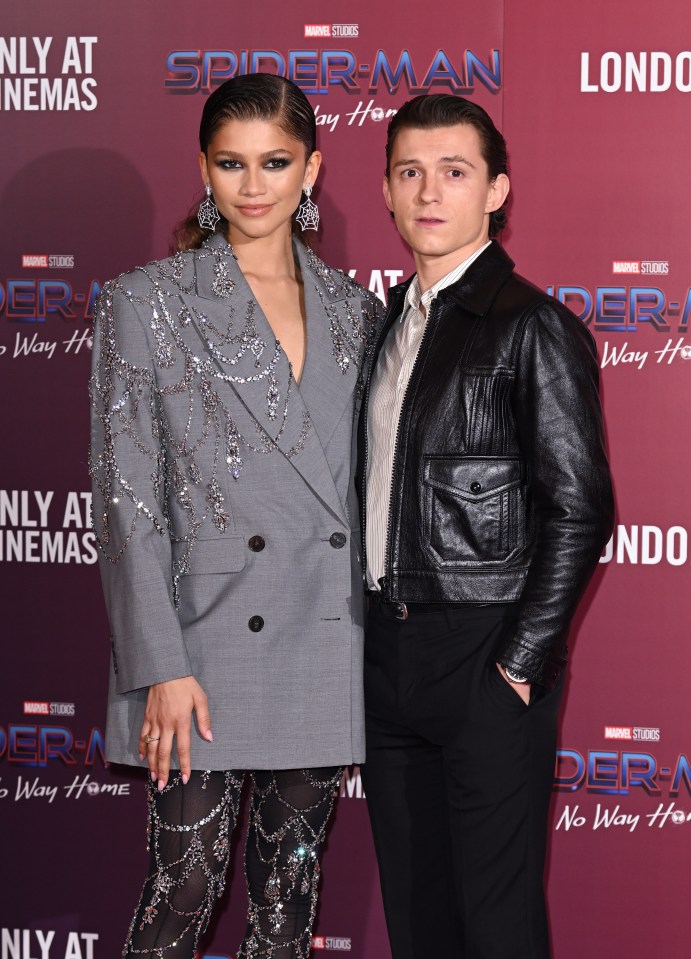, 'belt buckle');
392,601,408,621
